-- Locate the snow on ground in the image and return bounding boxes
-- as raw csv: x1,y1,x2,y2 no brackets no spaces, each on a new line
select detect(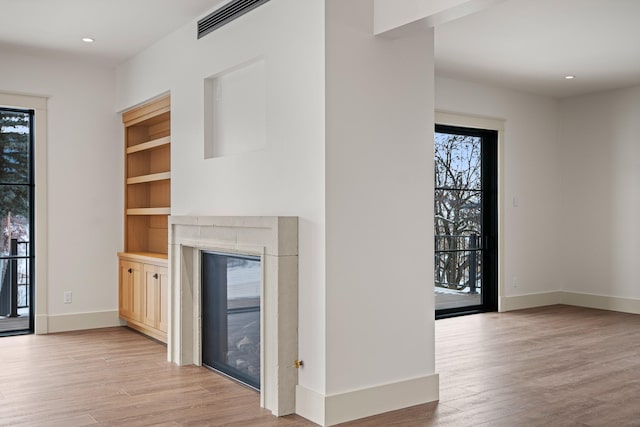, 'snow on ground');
434,286,482,295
